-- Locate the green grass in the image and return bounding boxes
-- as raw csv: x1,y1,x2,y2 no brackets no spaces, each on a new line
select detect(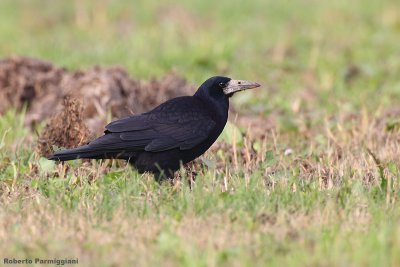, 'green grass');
1,0,400,266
